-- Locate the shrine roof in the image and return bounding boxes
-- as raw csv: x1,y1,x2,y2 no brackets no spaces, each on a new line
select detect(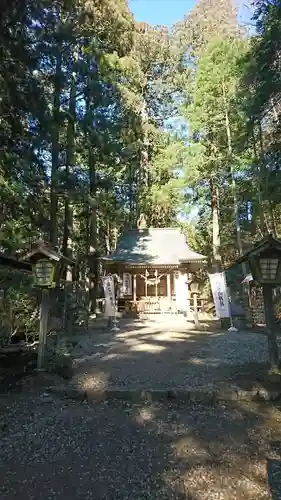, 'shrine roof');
102,228,206,266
